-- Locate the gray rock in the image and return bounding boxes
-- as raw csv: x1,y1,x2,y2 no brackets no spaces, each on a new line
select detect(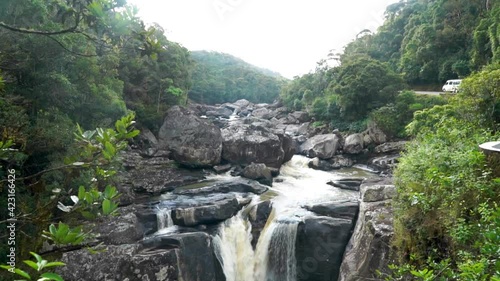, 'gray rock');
58,232,225,281
248,201,273,248
300,134,341,159
241,163,273,186
296,216,356,281
92,204,155,245
221,123,285,168
285,122,310,136
172,196,243,226
280,133,296,164
137,127,158,148
252,107,275,119
304,199,359,220
308,157,334,171
362,184,397,202
290,111,311,123
338,183,395,281
327,178,364,191
361,125,387,146
206,106,233,119
344,134,364,154
374,141,408,154
233,99,251,108
174,180,268,196
158,106,222,167
369,154,400,171
329,155,354,169
213,164,232,174
118,150,204,203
